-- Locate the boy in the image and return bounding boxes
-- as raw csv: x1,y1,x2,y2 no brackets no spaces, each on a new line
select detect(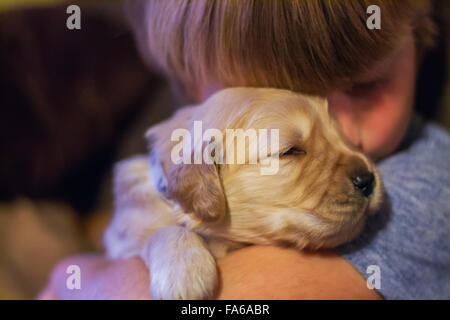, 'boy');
42,0,449,299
